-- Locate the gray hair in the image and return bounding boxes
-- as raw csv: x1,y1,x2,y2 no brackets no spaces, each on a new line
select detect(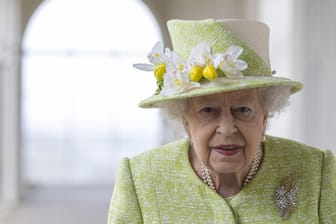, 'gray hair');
258,86,291,117
157,86,292,135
